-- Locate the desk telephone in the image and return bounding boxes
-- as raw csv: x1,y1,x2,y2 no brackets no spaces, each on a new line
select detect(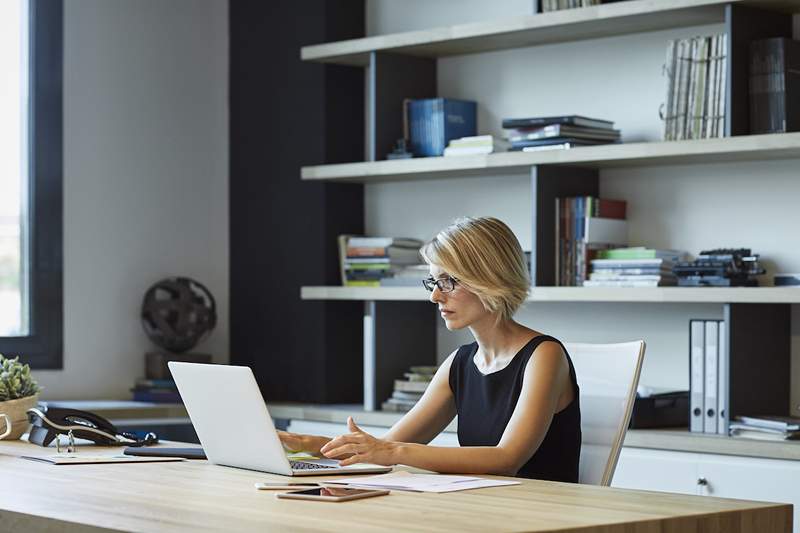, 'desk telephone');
26,405,158,447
